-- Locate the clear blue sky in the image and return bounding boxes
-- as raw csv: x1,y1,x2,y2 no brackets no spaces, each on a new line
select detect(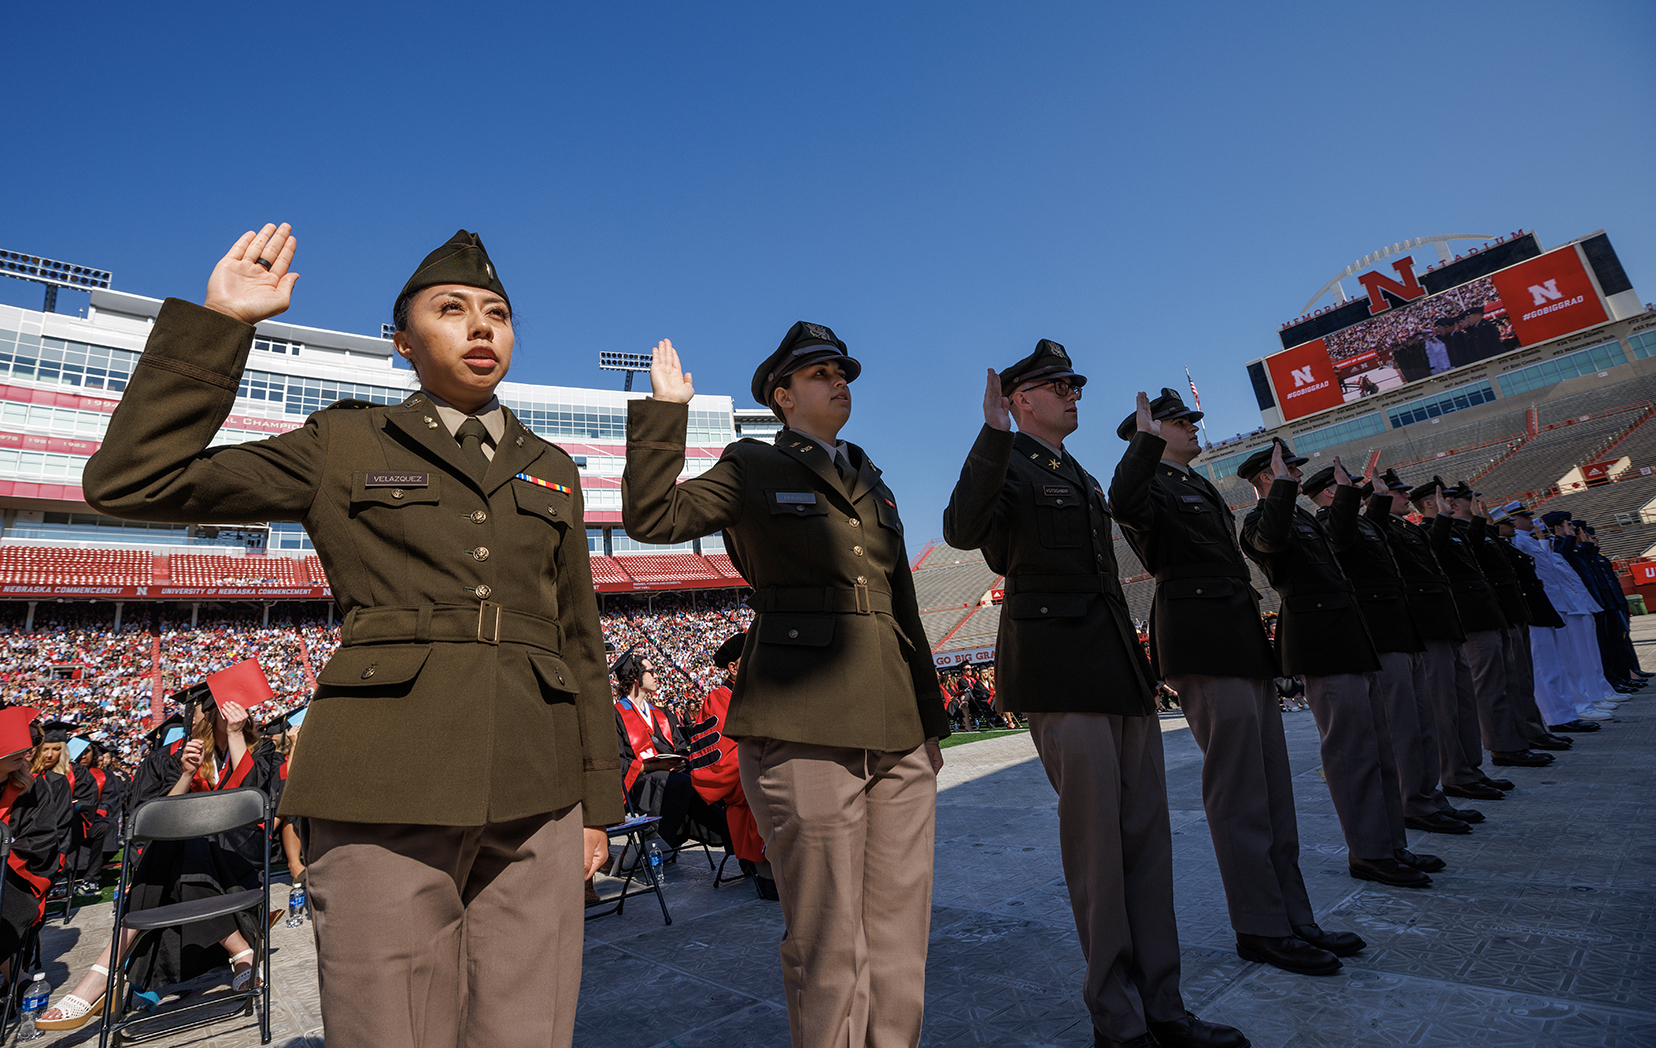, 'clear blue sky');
3,2,1652,541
